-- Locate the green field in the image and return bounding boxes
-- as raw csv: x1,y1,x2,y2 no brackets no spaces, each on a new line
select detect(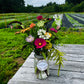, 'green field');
0,13,53,29
0,13,84,84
